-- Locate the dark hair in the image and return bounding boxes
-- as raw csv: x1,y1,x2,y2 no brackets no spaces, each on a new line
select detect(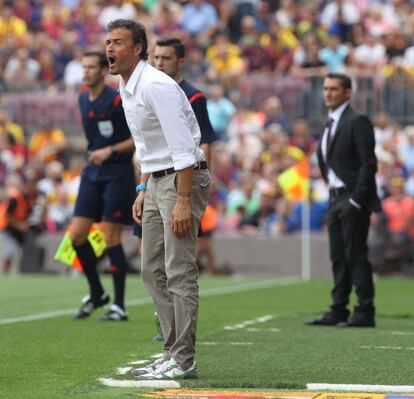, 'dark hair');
155,37,185,59
325,73,352,90
83,51,108,68
107,19,148,61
